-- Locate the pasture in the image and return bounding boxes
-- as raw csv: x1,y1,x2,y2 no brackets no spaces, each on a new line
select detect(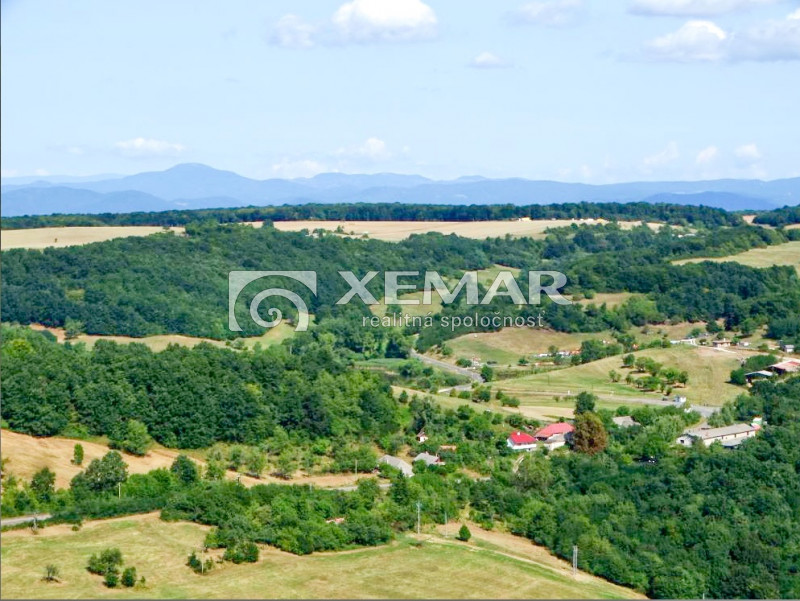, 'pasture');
499,345,743,408
0,513,642,599
674,240,800,275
